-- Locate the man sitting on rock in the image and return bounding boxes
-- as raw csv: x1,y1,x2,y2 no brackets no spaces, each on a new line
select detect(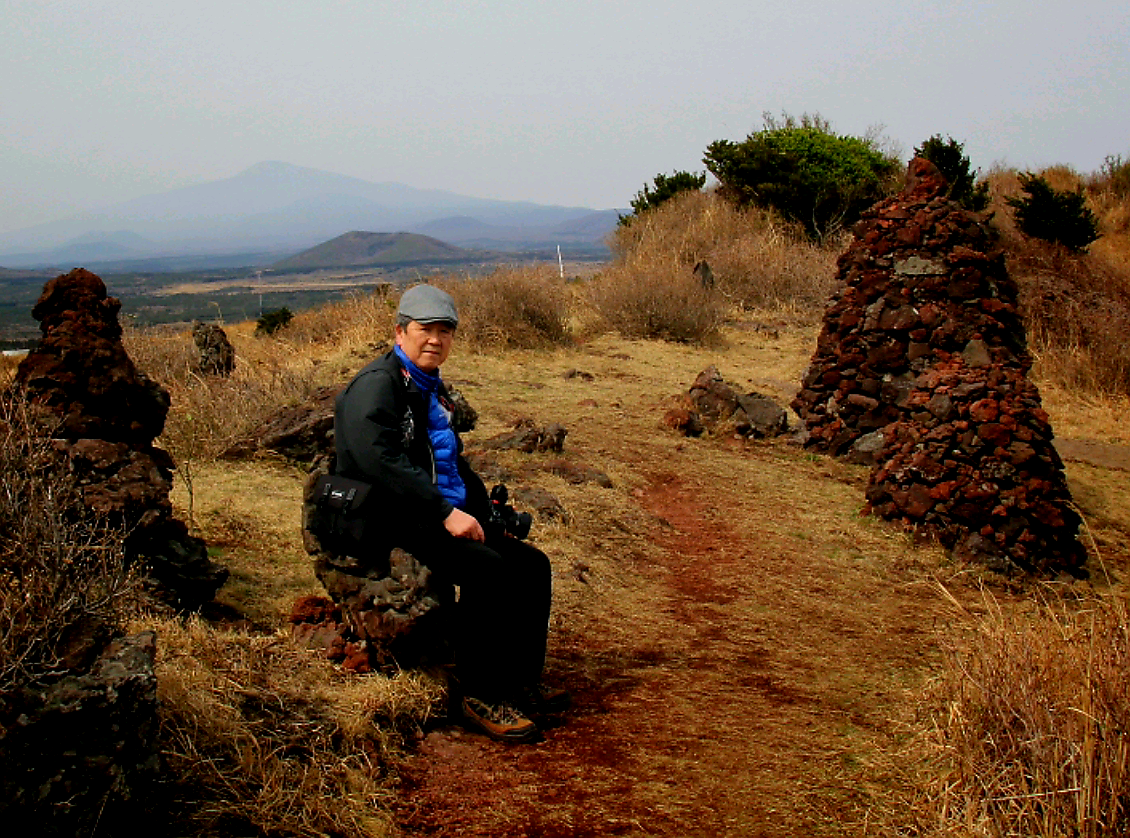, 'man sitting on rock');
334,284,567,743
